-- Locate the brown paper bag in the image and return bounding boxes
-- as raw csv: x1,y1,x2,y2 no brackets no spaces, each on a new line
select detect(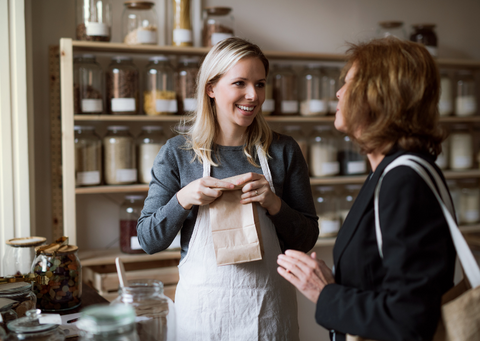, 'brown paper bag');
209,174,264,266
